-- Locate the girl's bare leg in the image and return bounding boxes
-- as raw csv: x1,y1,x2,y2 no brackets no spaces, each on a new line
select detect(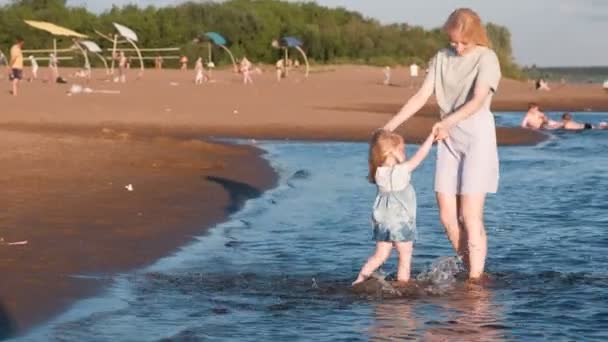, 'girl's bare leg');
353,242,393,285
395,241,414,282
